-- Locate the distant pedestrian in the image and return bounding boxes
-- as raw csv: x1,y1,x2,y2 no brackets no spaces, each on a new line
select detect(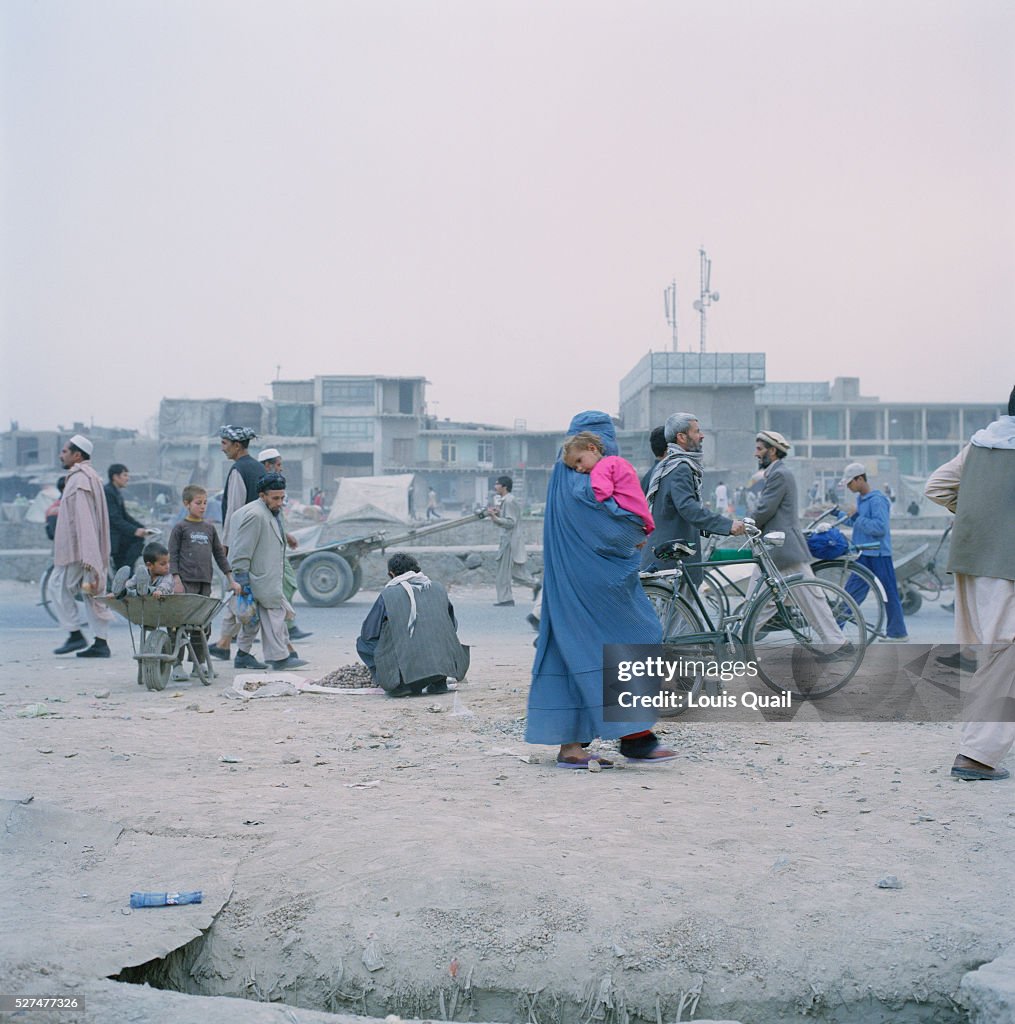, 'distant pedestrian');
488,475,537,606
51,434,114,658
639,426,668,493
714,480,730,514
104,464,148,573
426,487,442,521
839,462,908,642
